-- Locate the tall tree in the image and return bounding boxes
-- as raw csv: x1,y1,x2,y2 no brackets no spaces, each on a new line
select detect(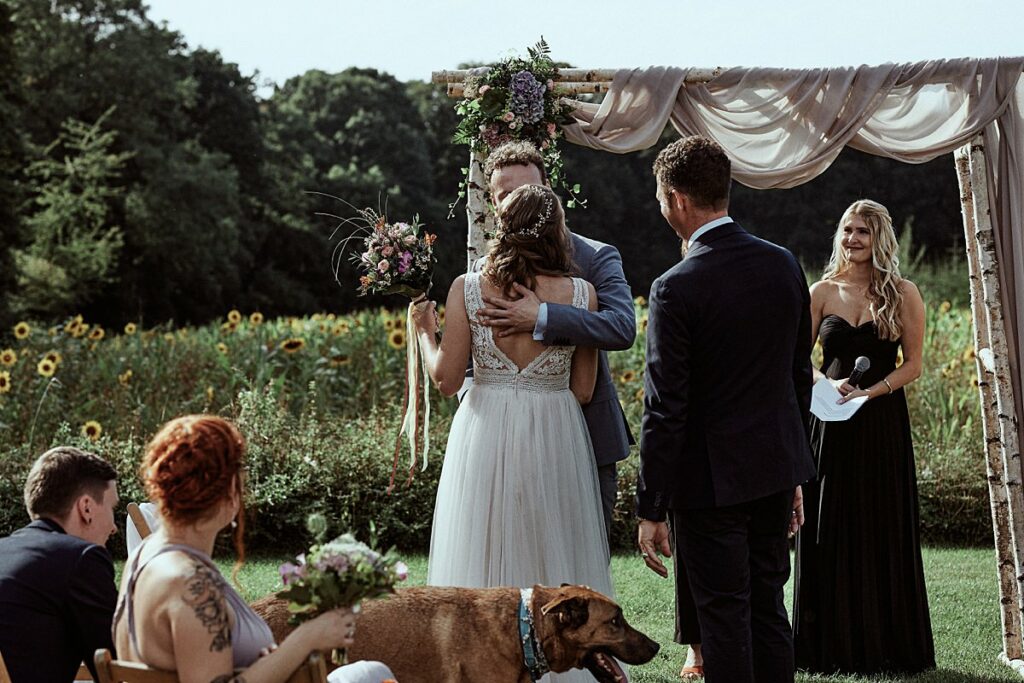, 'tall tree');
0,0,24,329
